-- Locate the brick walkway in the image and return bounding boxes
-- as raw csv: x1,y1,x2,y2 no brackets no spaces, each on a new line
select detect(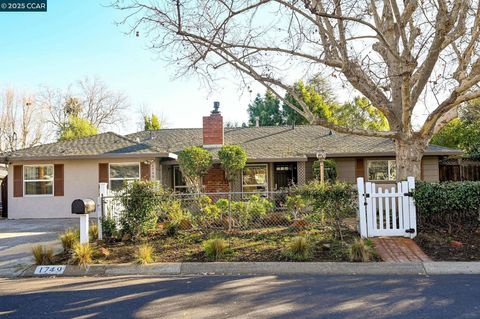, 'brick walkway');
371,237,431,262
